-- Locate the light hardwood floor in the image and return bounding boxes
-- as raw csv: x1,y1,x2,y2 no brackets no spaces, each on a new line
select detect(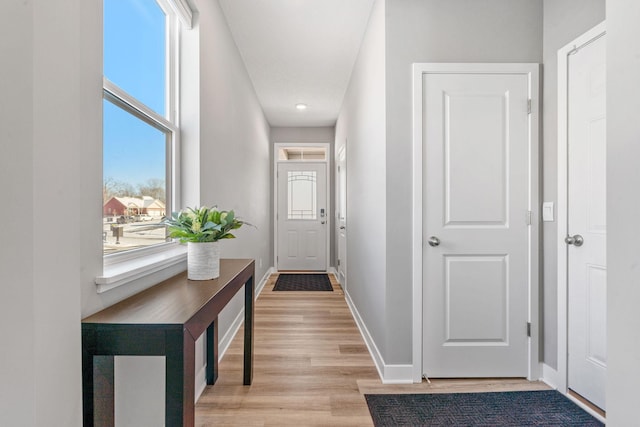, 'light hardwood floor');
195,273,549,426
